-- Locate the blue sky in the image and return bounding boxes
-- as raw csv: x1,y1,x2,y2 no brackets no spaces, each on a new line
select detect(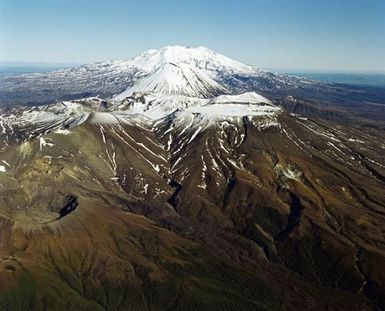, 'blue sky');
0,0,384,72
